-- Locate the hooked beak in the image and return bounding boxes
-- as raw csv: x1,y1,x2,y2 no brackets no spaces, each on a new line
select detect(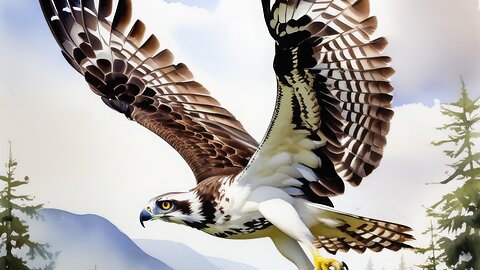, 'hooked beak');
139,209,153,228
